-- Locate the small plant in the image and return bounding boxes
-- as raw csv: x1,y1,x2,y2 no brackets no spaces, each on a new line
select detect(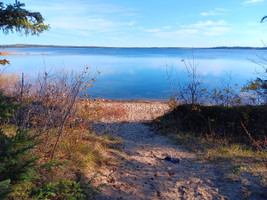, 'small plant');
167,57,206,105
242,78,266,105
0,92,17,122
6,67,98,159
210,84,242,106
32,179,87,200
232,166,246,174
242,187,252,199
0,74,20,96
0,129,38,199
156,104,267,142
242,51,267,105
153,103,267,195
0,70,104,199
